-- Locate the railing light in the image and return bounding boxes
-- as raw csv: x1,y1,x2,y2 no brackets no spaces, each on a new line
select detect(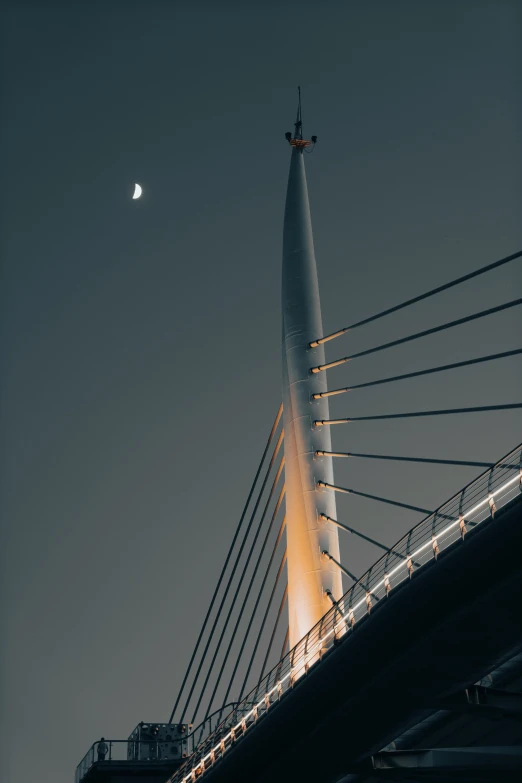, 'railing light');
171,454,521,783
